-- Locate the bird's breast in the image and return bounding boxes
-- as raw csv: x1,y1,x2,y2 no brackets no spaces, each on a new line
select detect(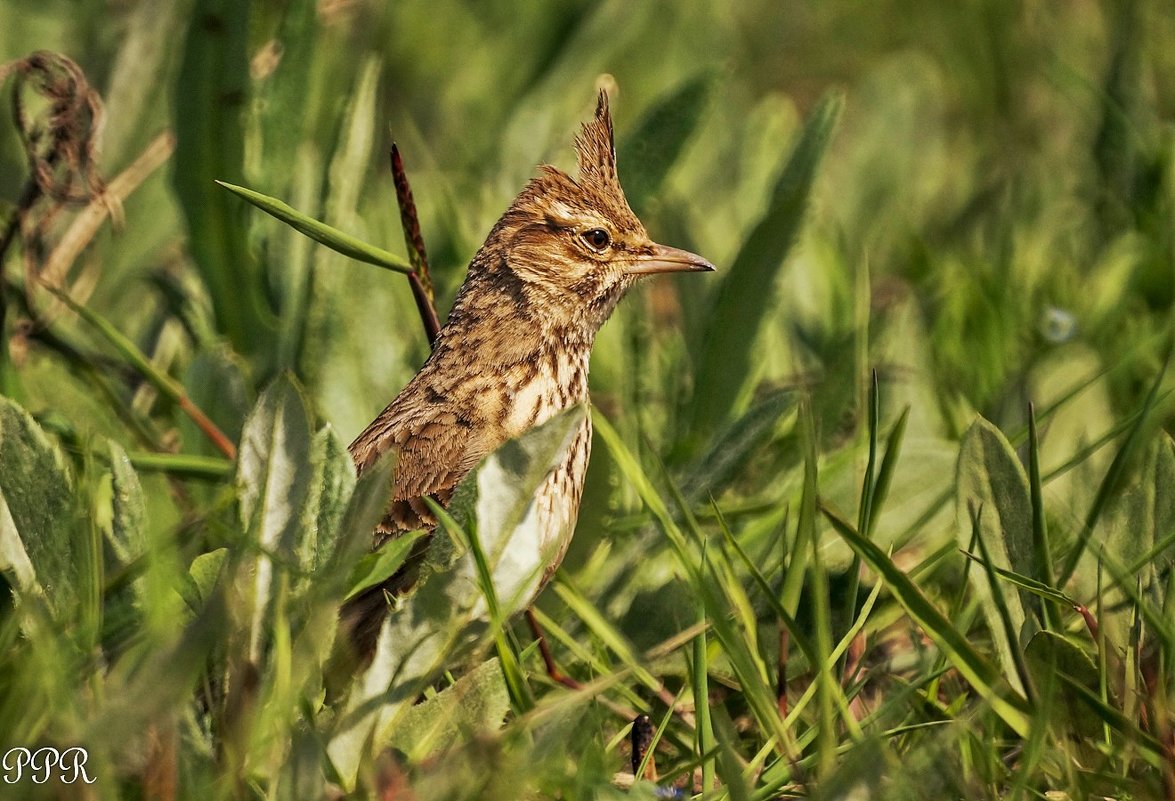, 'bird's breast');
501,348,590,439
494,348,593,604
530,412,592,594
